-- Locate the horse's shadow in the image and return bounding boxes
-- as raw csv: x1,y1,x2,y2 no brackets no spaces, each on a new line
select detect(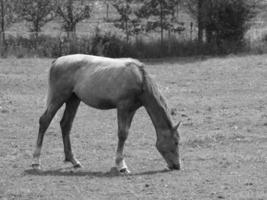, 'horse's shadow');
24,167,169,178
